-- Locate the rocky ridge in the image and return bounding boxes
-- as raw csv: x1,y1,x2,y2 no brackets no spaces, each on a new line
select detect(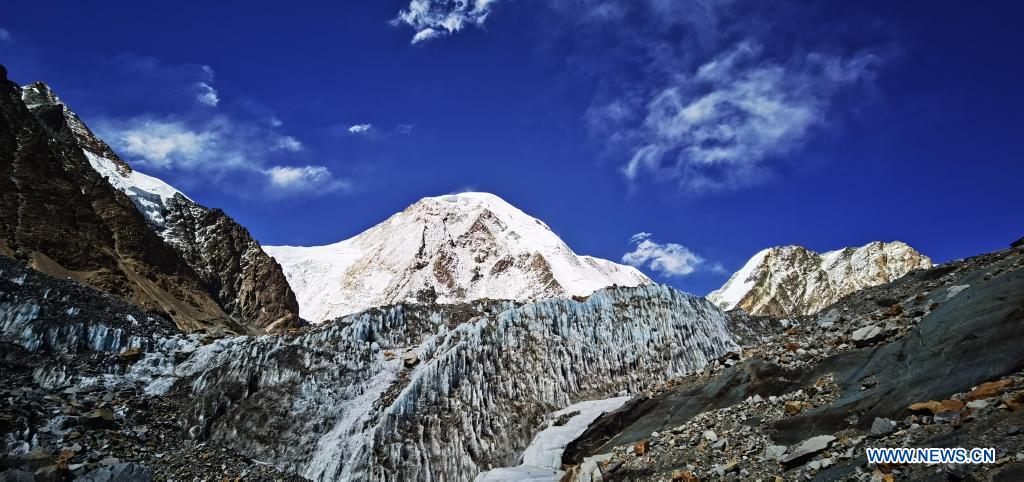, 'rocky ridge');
3,67,299,333
708,241,932,317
